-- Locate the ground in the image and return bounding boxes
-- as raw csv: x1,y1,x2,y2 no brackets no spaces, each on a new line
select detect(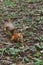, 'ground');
0,0,43,65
